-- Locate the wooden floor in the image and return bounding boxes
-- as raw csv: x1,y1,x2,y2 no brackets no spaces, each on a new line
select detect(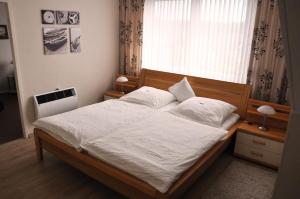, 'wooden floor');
0,138,127,199
0,138,276,199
